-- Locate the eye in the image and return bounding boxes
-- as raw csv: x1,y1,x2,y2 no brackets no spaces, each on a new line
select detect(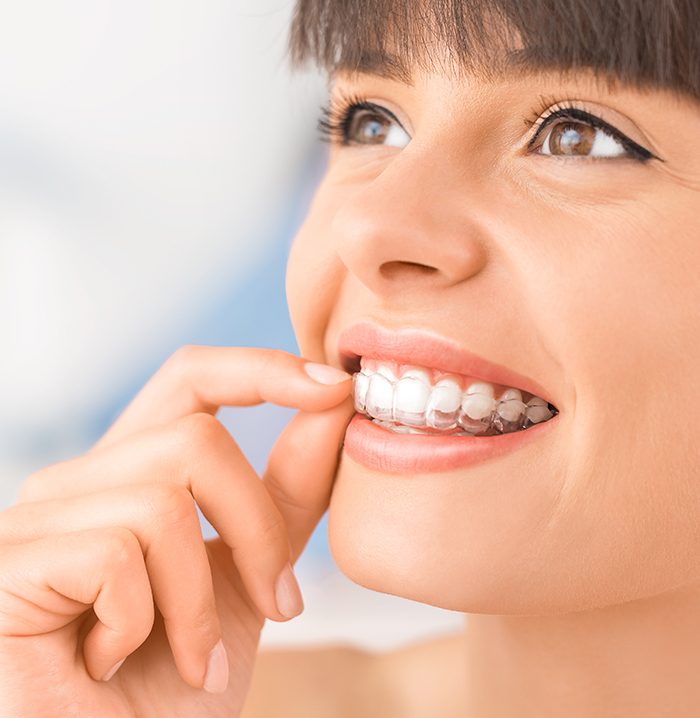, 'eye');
539,120,624,157
346,108,410,147
317,93,411,148
528,106,656,161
